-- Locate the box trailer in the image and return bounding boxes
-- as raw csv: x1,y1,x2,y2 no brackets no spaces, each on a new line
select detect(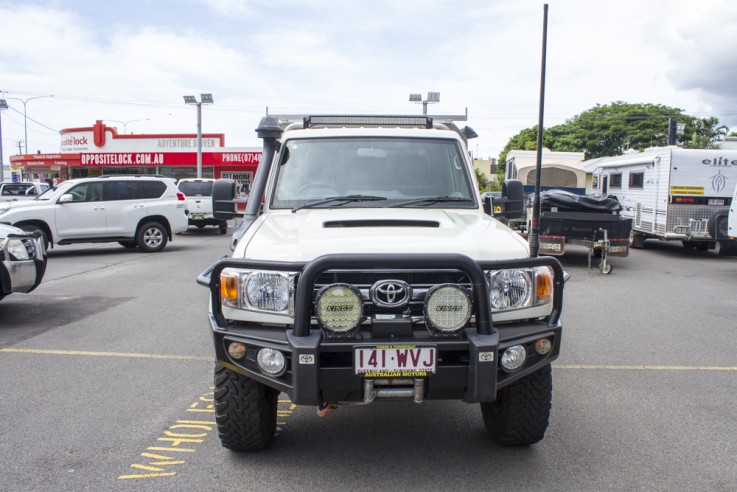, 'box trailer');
586,147,737,255
533,190,632,274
